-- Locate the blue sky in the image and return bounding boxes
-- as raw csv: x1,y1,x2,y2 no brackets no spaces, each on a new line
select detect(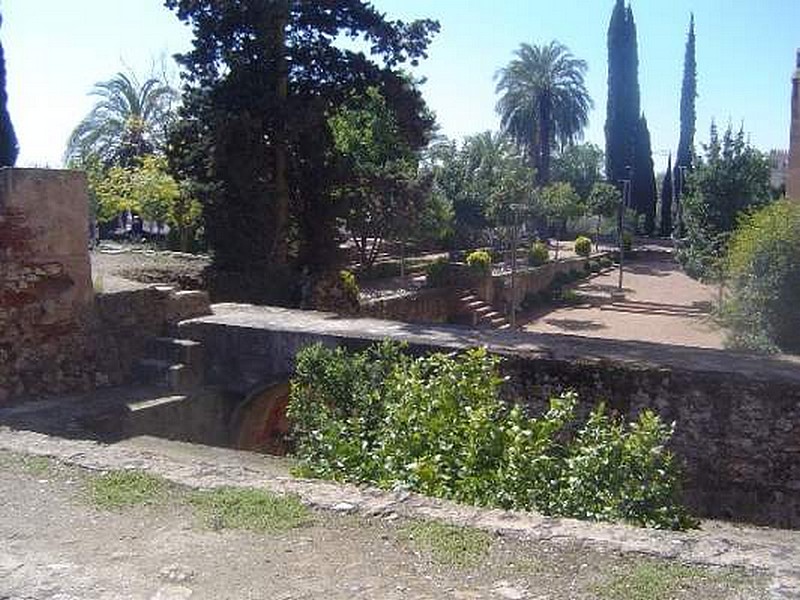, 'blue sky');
4,0,799,171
